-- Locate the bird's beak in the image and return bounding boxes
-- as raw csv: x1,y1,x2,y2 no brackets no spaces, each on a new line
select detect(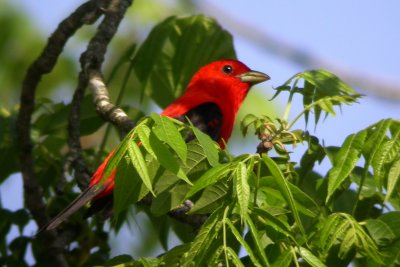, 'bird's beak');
236,70,270,85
